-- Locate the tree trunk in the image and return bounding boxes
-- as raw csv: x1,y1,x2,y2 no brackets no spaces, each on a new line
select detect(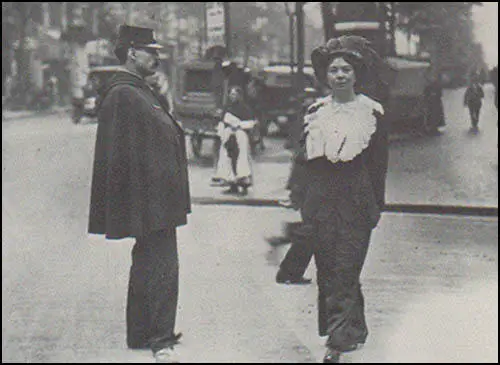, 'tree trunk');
14,3,33,107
